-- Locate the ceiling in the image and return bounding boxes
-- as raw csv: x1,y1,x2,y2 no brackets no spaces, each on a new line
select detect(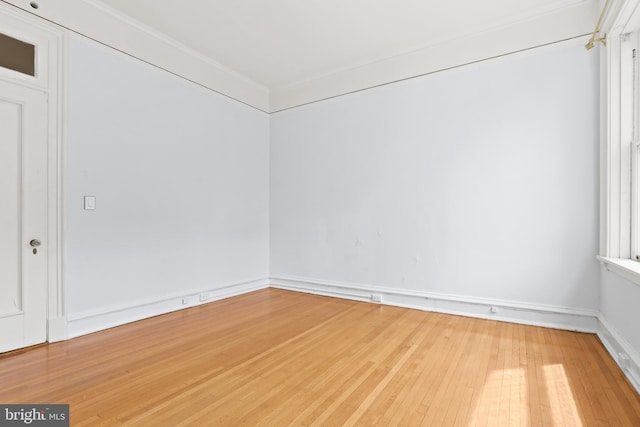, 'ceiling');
95,0,591,91
0,0,598,111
